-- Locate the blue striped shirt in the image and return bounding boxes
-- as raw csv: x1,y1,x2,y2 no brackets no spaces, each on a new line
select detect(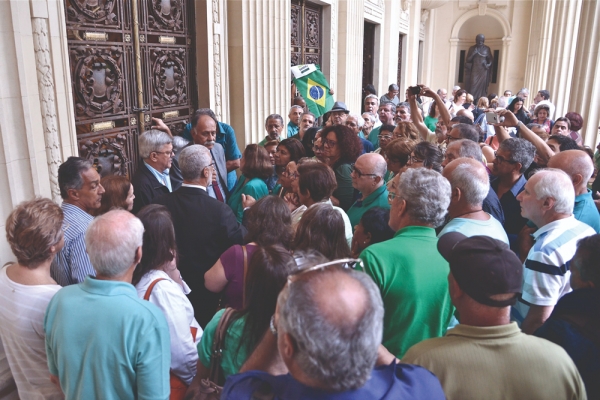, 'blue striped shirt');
50,203,95,286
